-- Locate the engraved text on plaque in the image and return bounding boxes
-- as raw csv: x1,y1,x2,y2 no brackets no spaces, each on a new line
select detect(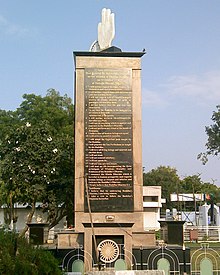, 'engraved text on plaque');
84,68,133,212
